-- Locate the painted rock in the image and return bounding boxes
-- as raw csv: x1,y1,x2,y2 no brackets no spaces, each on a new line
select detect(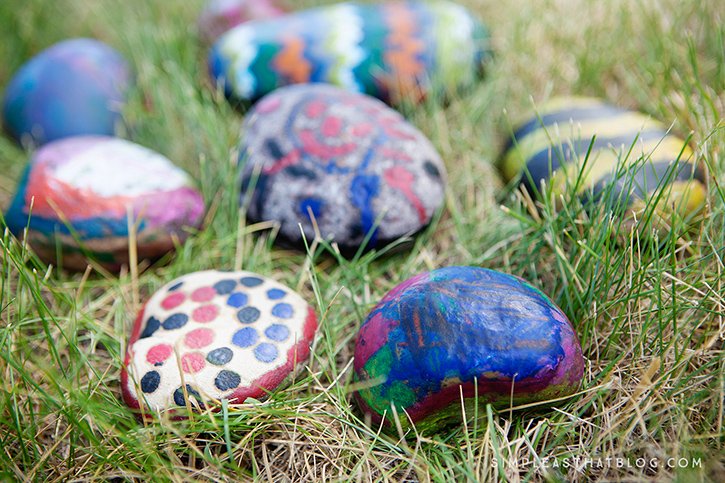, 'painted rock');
4,136,205,271
197,0,285,44
239,83,446,253
208,1,491,104
499,97,708,218
2,38,132,147
354,267,585,433
121,270,317,416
